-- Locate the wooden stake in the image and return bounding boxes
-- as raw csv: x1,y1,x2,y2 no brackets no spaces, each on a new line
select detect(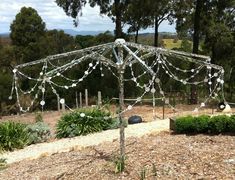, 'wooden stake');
76,91,78,109
98,91,102,107
85,89,88,107
79,92,82,108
